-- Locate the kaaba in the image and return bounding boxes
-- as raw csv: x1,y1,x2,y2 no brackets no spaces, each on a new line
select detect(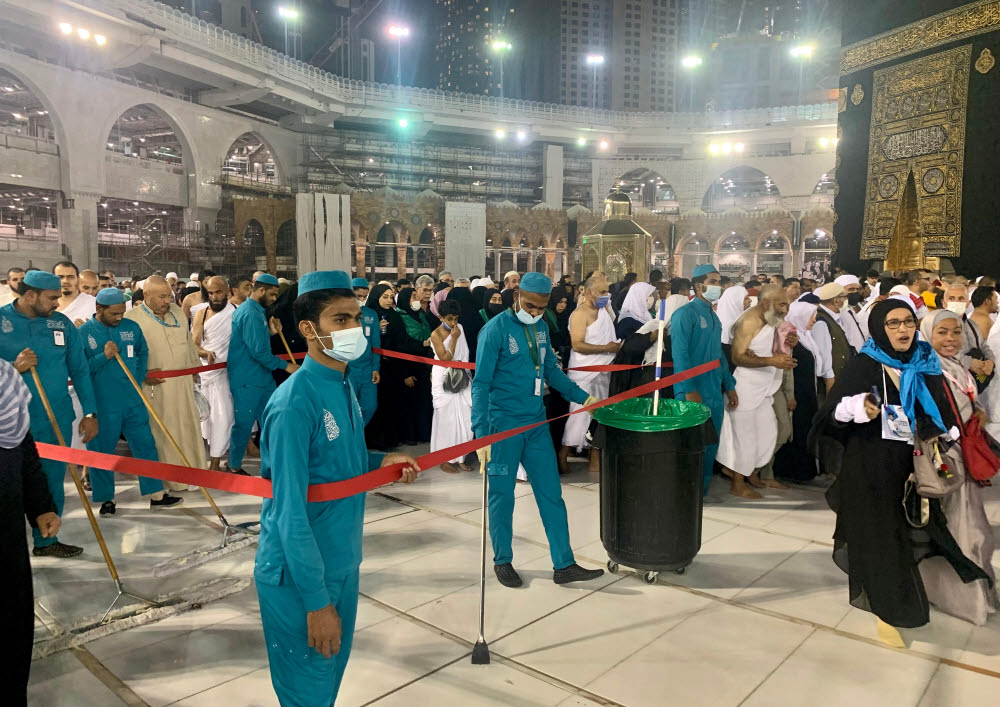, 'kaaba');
834,1,1000,275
